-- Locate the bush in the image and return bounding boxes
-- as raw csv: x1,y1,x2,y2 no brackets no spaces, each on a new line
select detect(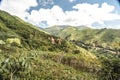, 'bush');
72,50,80,54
